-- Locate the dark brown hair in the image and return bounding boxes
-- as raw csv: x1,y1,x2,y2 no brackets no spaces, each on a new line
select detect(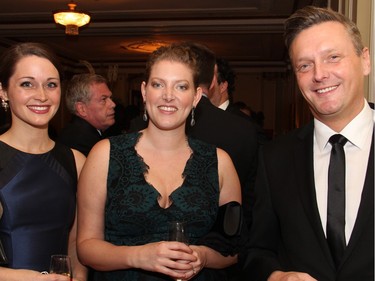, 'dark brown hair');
0,42,63,90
